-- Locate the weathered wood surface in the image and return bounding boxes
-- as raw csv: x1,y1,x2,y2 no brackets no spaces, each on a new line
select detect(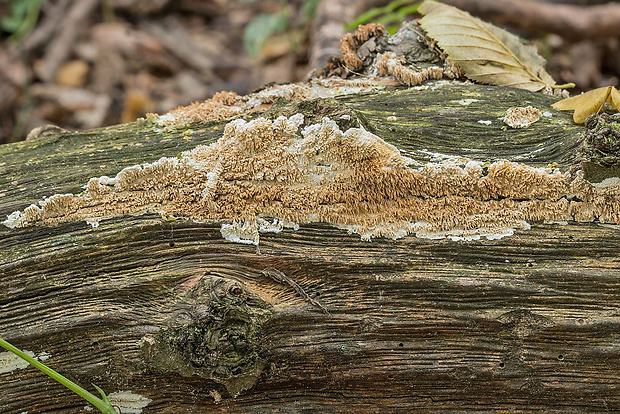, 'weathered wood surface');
1,81,620,413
